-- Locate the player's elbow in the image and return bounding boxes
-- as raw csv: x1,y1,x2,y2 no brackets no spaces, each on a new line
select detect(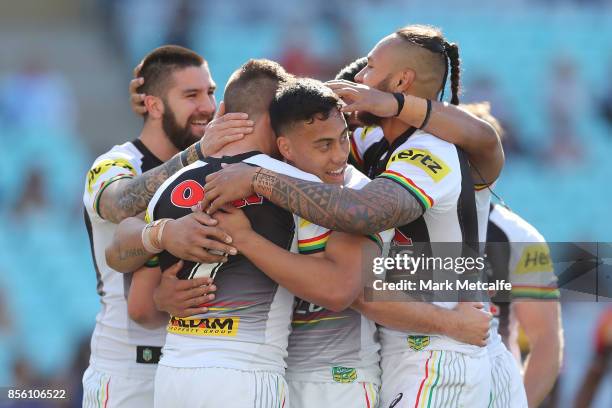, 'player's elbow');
105,245,119,270
474,118,500,149
323,283,360,312
128,301,164,329
105,246,133,273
